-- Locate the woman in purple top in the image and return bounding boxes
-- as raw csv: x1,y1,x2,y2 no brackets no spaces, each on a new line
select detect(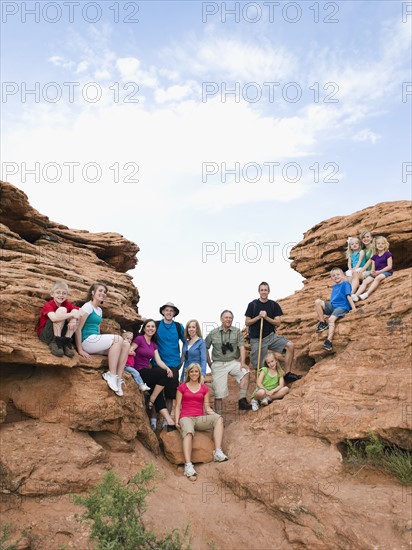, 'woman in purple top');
352,236,393,302
129,319,176,430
